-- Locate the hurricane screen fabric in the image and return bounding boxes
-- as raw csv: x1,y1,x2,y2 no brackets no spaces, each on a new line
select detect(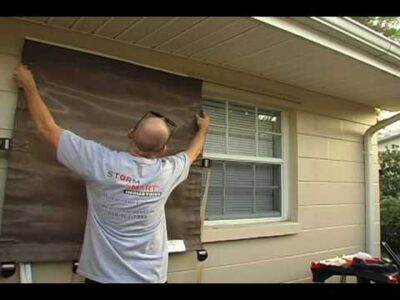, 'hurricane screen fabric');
0,40,203,262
